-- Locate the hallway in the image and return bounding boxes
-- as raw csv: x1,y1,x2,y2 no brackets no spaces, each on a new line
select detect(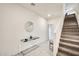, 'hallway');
0,3,79,56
